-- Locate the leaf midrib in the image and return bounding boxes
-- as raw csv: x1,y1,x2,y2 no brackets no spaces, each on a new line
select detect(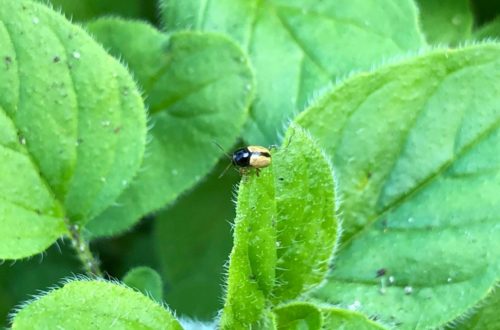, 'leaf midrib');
329,270,492,289
0,20,66,221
